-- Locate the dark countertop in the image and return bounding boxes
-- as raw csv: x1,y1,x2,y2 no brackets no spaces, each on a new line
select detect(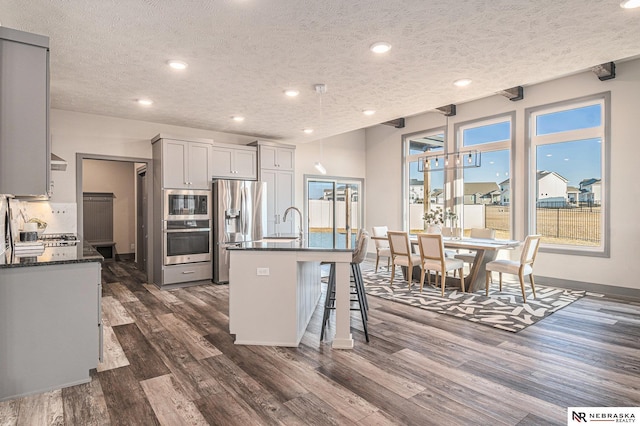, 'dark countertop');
226,238,353,252
0,241,103,268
